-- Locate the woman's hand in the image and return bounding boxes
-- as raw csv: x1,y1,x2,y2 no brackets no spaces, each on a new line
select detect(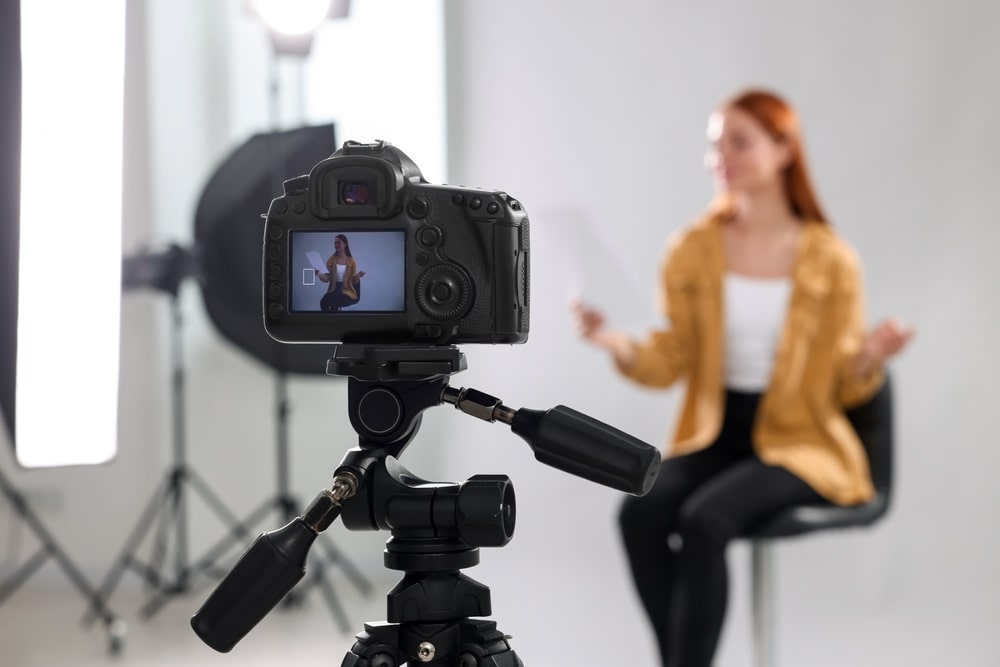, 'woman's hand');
853,317,915,376
353,270,366,283
569,297,607,342
569,296,637,369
